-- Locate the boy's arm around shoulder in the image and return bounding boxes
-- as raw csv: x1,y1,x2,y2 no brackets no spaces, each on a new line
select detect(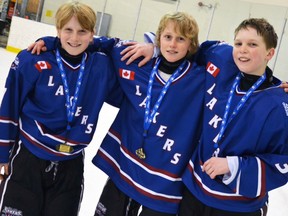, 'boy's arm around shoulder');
194,40,233,66
27,36,117,54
